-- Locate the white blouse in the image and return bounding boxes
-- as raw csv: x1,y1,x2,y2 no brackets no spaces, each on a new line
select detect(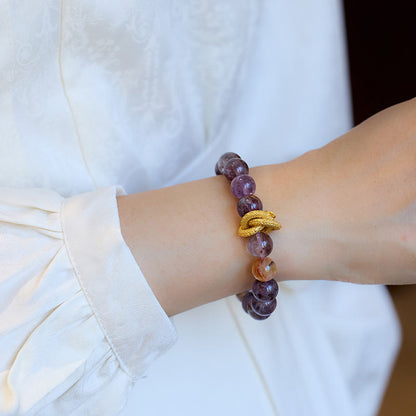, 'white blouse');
0,1,400,415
